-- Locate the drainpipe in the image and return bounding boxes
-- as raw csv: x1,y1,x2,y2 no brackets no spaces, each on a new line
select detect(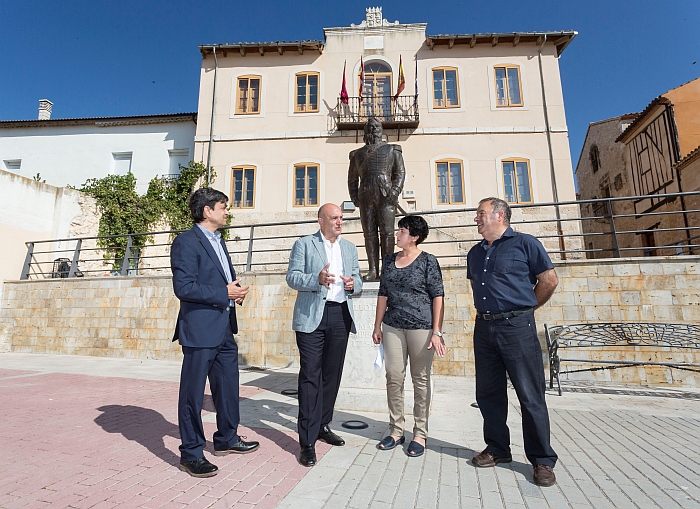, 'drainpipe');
206,46,219,185
537,34,567,259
